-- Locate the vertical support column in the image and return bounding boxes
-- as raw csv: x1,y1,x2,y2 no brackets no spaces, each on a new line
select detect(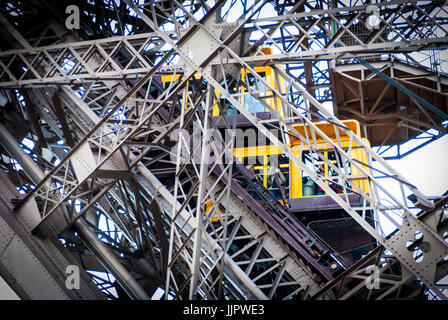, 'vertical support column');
189,82,213,299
